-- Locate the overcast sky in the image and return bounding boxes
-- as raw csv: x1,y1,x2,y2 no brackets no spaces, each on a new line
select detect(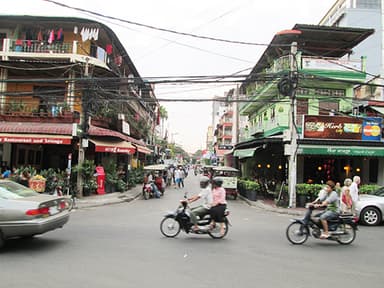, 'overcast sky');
1,0,336,153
